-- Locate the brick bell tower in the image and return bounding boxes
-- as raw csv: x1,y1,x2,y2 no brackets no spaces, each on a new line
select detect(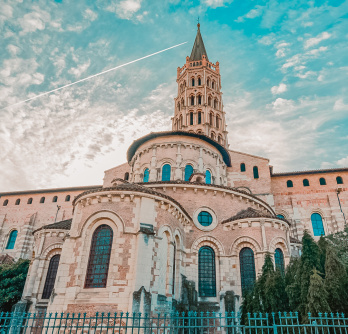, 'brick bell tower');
172,23,228,148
